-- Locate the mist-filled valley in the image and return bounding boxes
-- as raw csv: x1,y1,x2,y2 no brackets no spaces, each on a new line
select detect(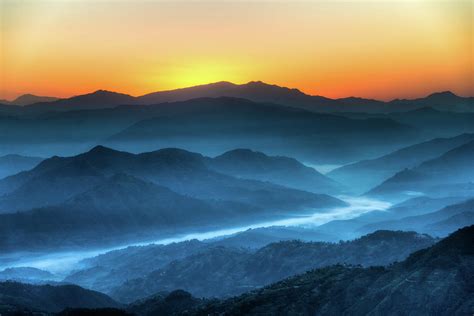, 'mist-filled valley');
0,82,473,315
